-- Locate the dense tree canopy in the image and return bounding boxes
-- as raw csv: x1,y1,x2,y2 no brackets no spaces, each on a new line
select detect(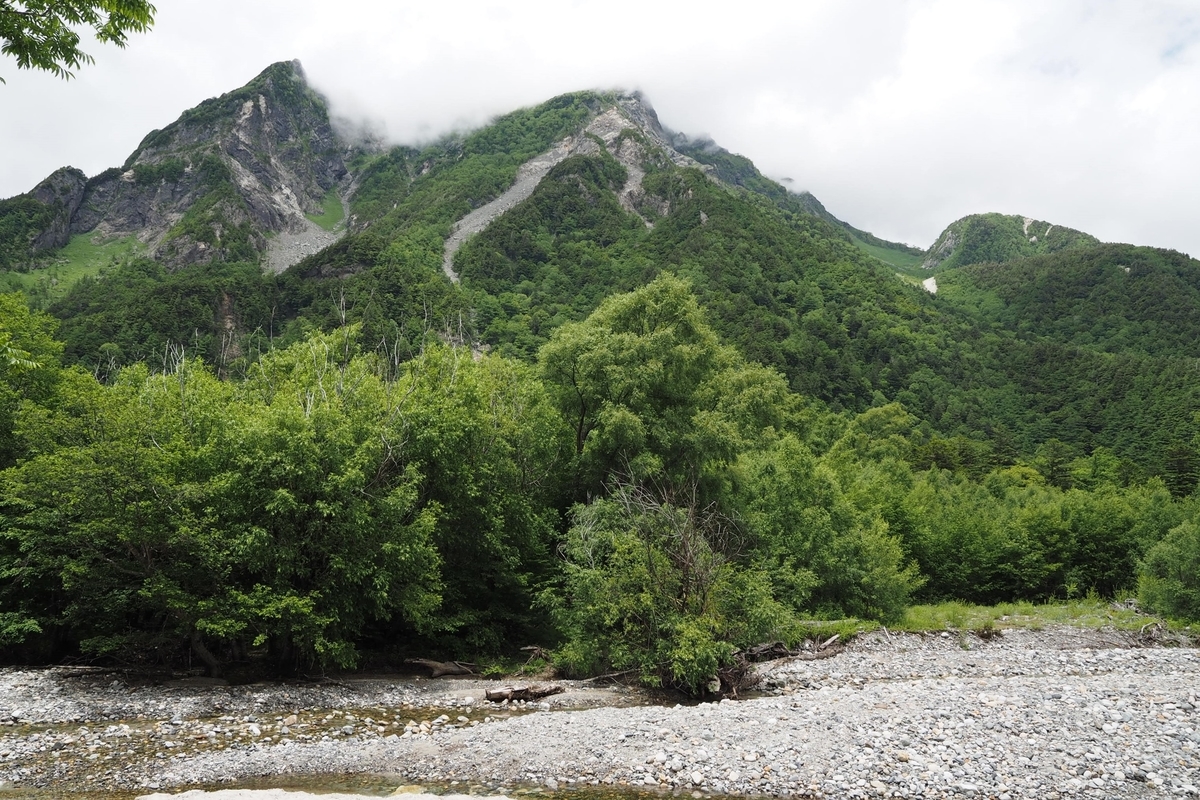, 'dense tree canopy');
1,279,1197,690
